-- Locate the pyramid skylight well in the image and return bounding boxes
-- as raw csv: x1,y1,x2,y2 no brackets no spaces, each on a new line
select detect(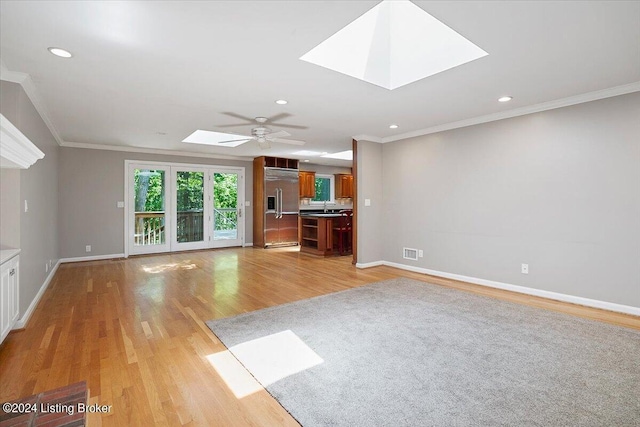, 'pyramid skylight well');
300,0,488,90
